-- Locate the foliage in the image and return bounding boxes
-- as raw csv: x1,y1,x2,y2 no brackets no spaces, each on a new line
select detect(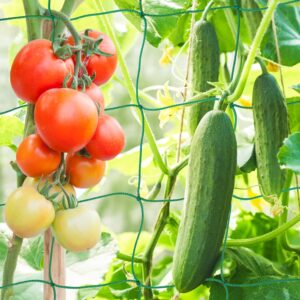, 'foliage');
0,0,300,299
